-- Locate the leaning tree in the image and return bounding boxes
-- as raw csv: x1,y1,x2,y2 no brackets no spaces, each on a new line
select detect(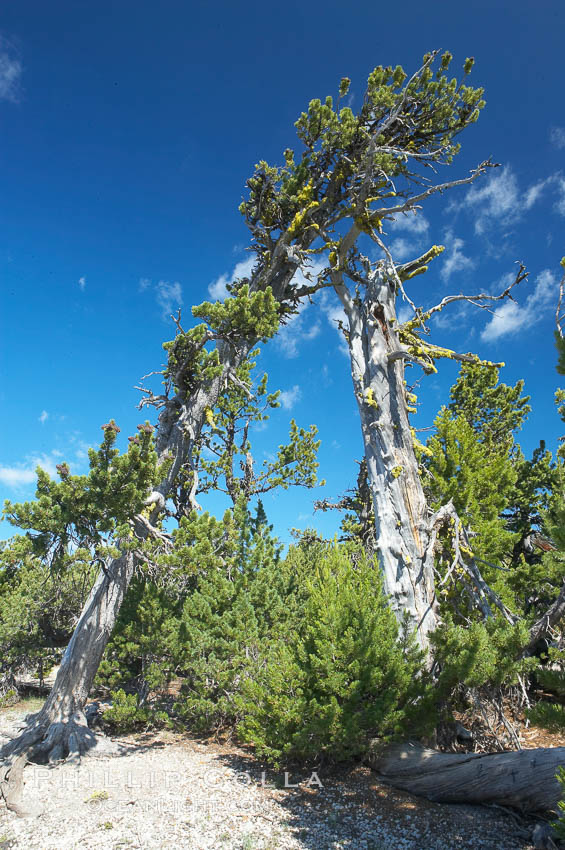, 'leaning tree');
2,52,564,811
